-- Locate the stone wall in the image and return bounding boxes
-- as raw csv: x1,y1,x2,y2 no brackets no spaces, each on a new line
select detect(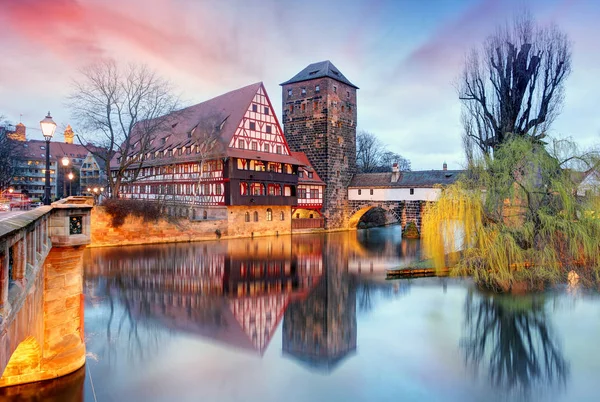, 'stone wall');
282,76,357,230
91,207,227,247
227,205,292,238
